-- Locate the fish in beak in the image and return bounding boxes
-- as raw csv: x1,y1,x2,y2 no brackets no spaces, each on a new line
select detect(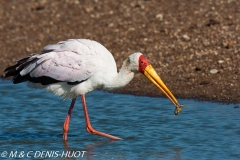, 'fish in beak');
138,55,183,116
